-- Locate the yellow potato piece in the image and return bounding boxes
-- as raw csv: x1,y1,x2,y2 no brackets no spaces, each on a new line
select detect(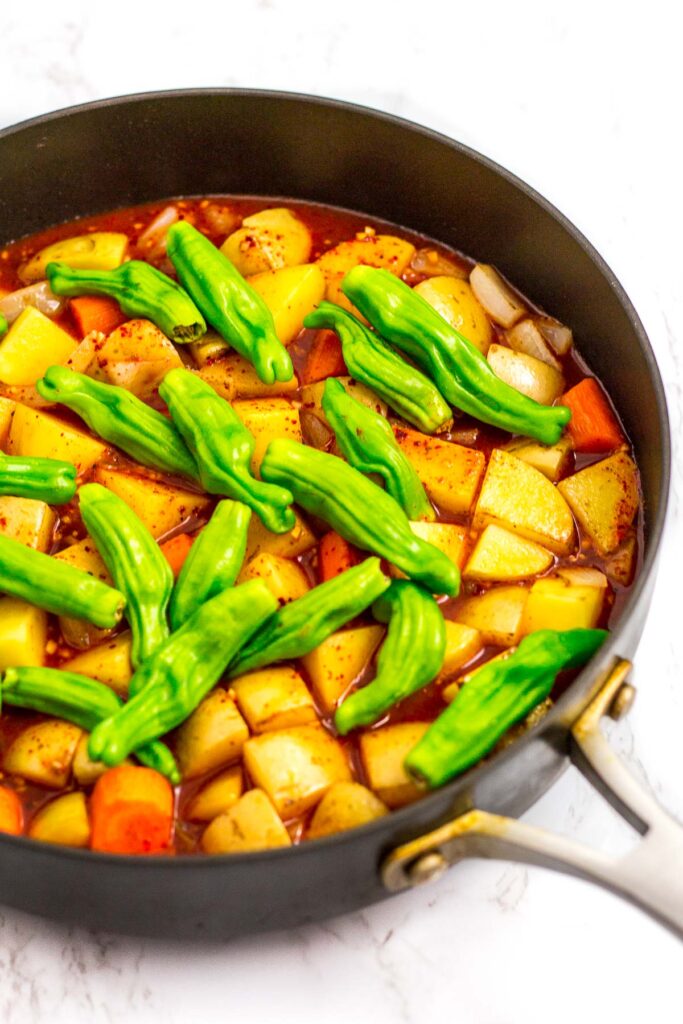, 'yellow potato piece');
0,597,47,671
443,650,514,704
473,448,575,555
248,264,325,346
504,436,573,482
244,508,316,561
0,306,78,385
317,233,415,314
221,208,312,277
437,621,483,682
62,631,133,697
604,535,637,587
300,376,387,425
0,396,16,448
198,351,298,400
414,277,493,354
521,576,605,634
464,524,554,582
487,344,564,406
308,782,389,839
238,551,310,605
176,690,249,780
187,766,243,822
0,495,56,551
18,231,128,283
28,792,91,847
394,426,485,516
7,403,106,474
244,725,351,819
359,722,430,808
91,318,182,398
233,397,302,474
557,452,639,556
454,585,529,646
54,536,112,584
189,332,230,368
231,666,317,733
4,720,82,788
93,466,211,538
72,733,111,786
302,624,385,712
201,789,292,854
409,521,469,568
